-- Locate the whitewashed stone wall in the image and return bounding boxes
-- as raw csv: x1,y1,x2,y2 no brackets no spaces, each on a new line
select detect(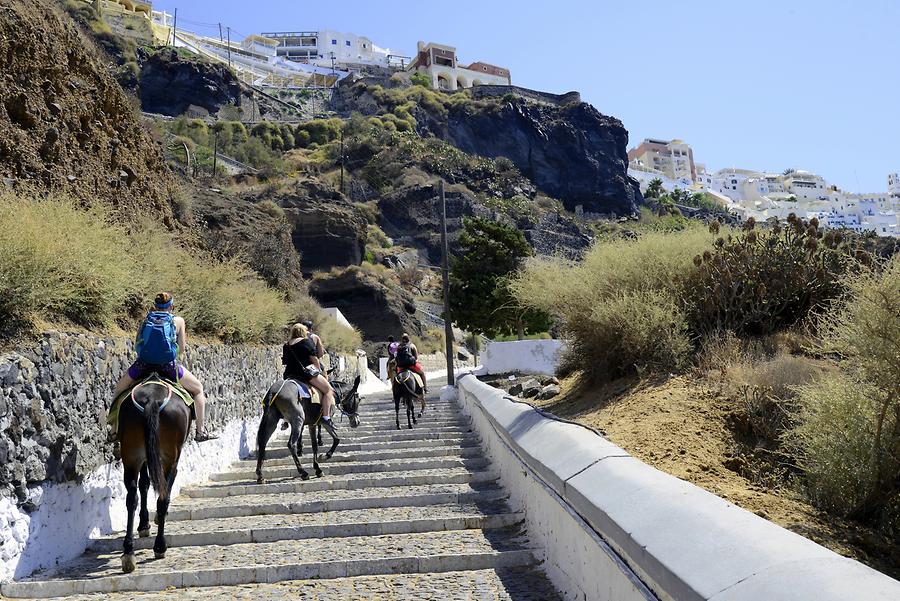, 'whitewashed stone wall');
0,331,283,582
